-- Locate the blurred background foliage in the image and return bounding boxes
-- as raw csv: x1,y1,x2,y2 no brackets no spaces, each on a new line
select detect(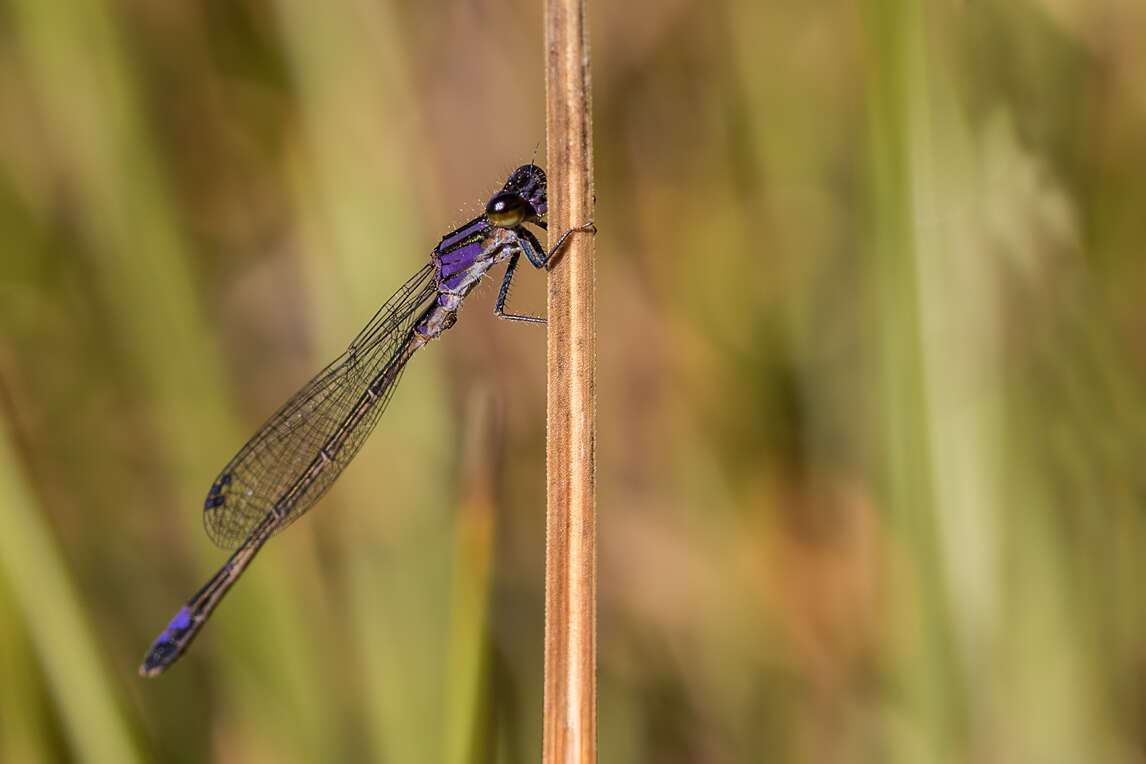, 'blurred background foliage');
2,0,1146,761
